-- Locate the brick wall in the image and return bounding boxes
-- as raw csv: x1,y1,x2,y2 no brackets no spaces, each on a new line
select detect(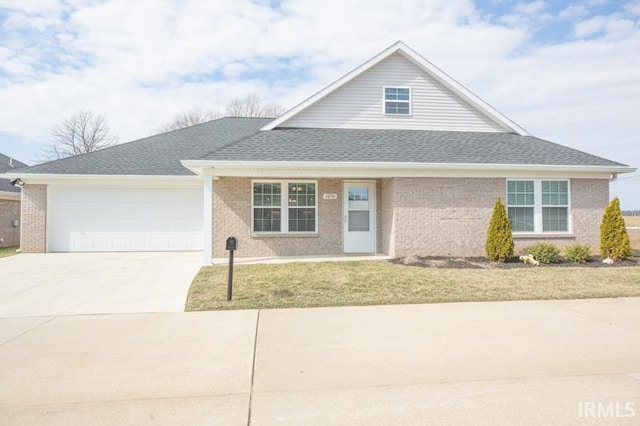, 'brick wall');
0,199,21,248
380,178,395,256
385,177,610,257
513,178,609,253
211,176,610,259
390,177,503,256
212,177,344,258
21,184,47,253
